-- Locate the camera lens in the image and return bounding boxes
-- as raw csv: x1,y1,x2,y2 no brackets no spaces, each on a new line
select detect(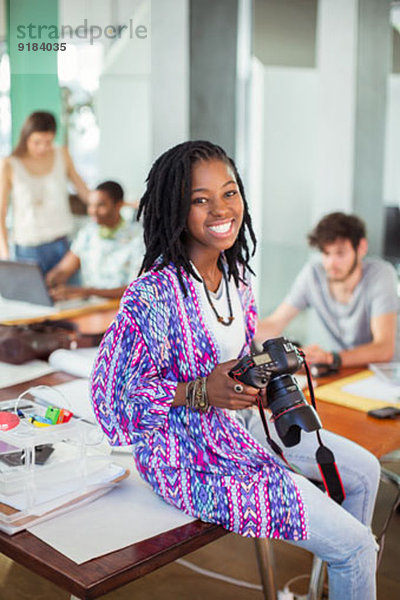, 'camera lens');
267,374,303,411
267,375,322,447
